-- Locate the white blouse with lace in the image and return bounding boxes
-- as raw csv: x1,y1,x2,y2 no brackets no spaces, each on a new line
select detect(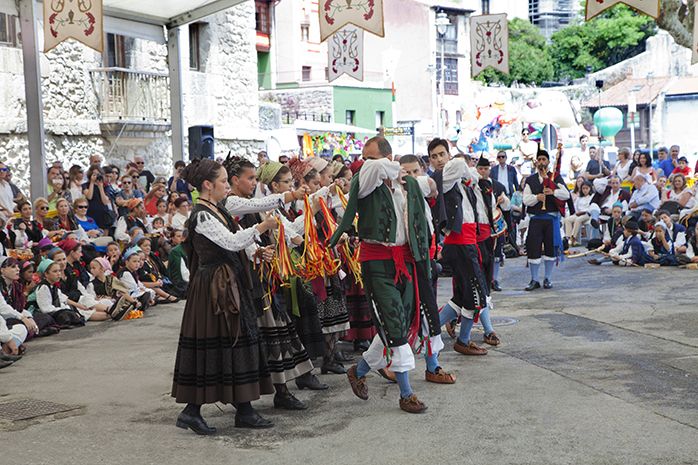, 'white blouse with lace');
194,210,261,253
